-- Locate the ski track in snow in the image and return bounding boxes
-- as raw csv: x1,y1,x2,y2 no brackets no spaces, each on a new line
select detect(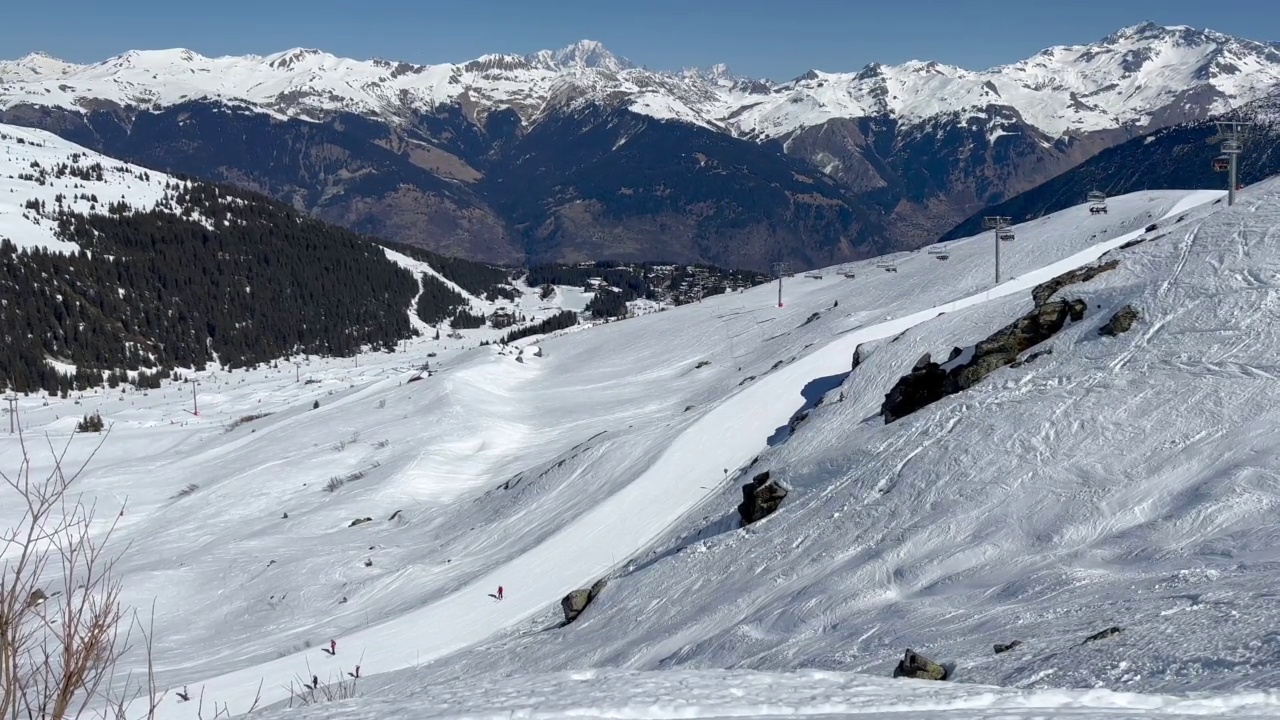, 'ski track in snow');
8,169,1276,719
